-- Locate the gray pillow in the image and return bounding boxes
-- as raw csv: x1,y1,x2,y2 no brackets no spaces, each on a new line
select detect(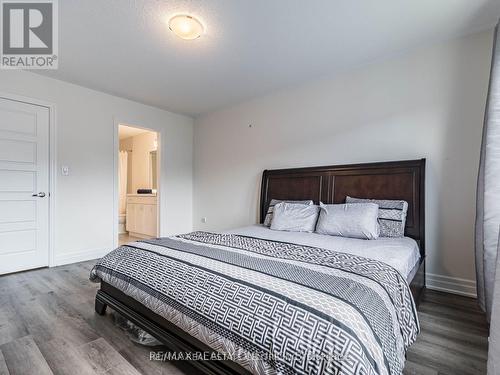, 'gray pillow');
270,202,320,233
346,196,408,238
315,202,380,240
263,199,313,226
